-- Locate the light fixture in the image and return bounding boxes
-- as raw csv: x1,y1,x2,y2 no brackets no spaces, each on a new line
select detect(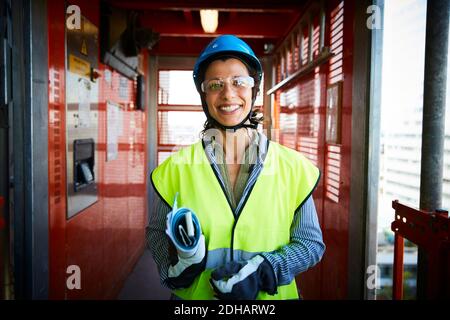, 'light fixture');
200,10,218,33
